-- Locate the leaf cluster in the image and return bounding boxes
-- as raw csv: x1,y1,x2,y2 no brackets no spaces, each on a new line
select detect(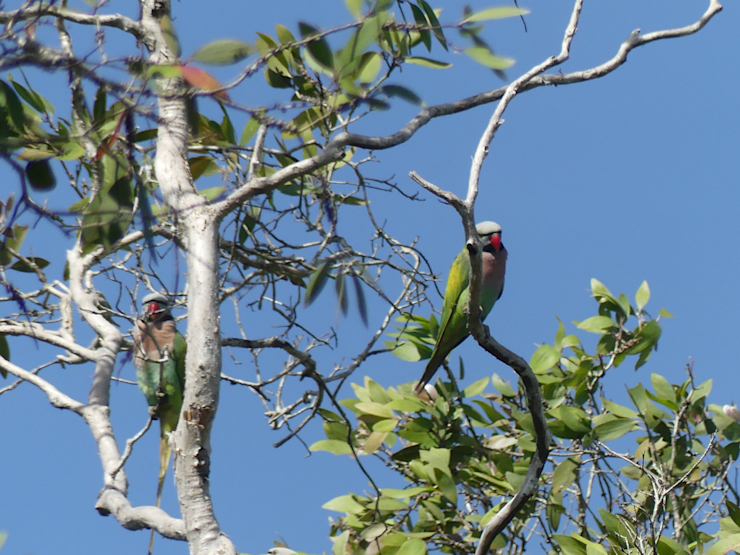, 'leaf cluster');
312,281,738,555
